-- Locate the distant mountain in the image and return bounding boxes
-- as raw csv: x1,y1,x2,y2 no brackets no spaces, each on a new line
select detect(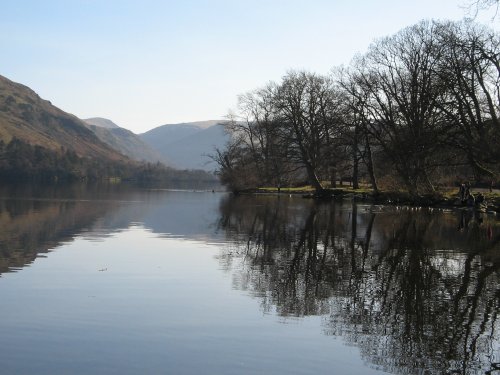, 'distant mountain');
83,117,166,164
176,120,223,129
140,120,222,145
0,75,125,161
140,121,229,170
